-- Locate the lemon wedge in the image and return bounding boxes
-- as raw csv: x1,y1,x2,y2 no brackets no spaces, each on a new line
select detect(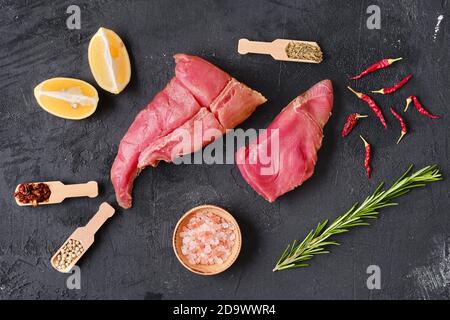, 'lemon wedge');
34,77,99,120
88,27,131,94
